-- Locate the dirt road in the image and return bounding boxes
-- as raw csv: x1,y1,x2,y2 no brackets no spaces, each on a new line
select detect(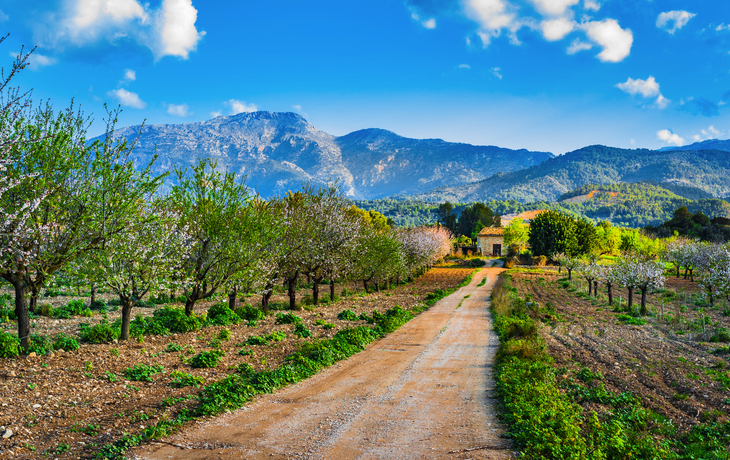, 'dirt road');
132,266,512,460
